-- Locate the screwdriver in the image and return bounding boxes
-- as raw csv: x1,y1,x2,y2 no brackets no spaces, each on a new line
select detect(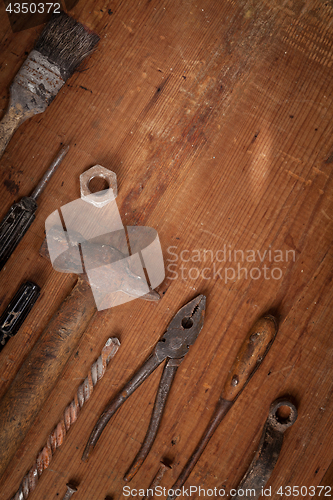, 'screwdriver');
0,145,69,271
167,315,278,500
